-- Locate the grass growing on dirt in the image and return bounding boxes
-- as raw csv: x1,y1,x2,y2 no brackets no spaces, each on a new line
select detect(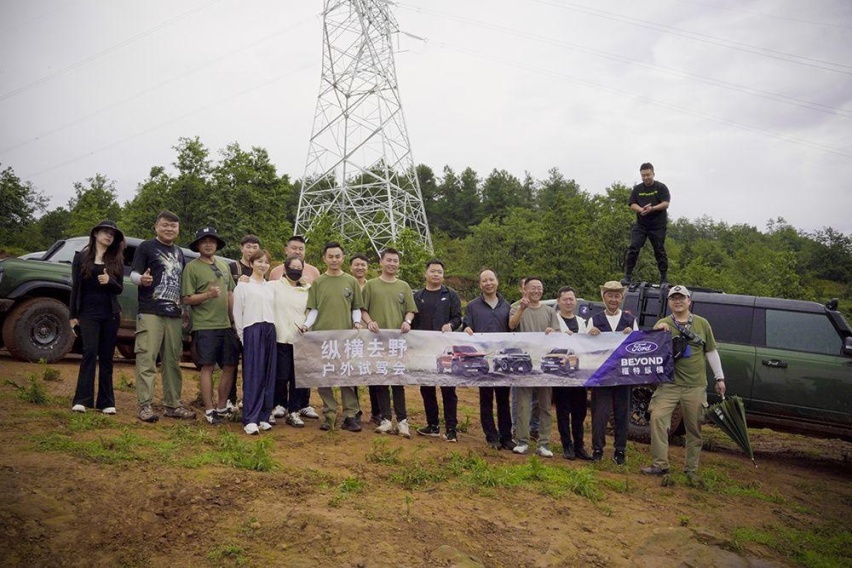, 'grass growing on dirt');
68,412,113,432
32,428,146,463
731,523,852,567
329,476,365,507
207,543,248,566
693,468,785,503
5,375,51,404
